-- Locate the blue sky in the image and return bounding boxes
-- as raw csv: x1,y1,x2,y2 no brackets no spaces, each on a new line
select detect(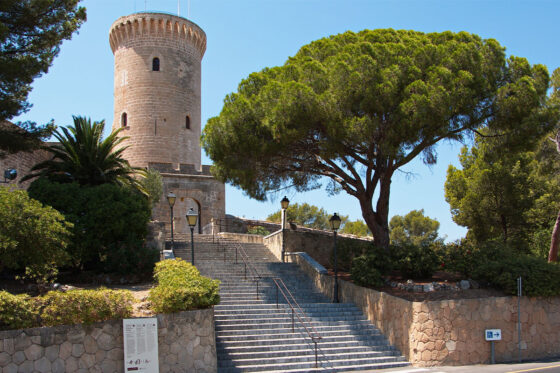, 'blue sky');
15,0,560,241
